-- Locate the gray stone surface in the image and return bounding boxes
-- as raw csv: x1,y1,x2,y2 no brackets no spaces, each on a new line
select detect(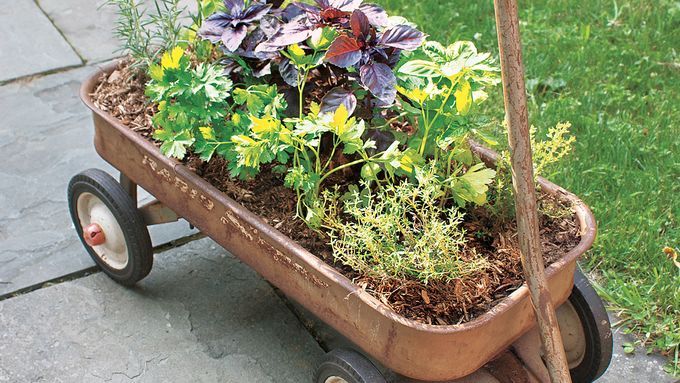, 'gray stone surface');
37,0,199,63
37,0,120,63
0,64,194,297
0,238,324,382
596,316,676,383
0,0,82,82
